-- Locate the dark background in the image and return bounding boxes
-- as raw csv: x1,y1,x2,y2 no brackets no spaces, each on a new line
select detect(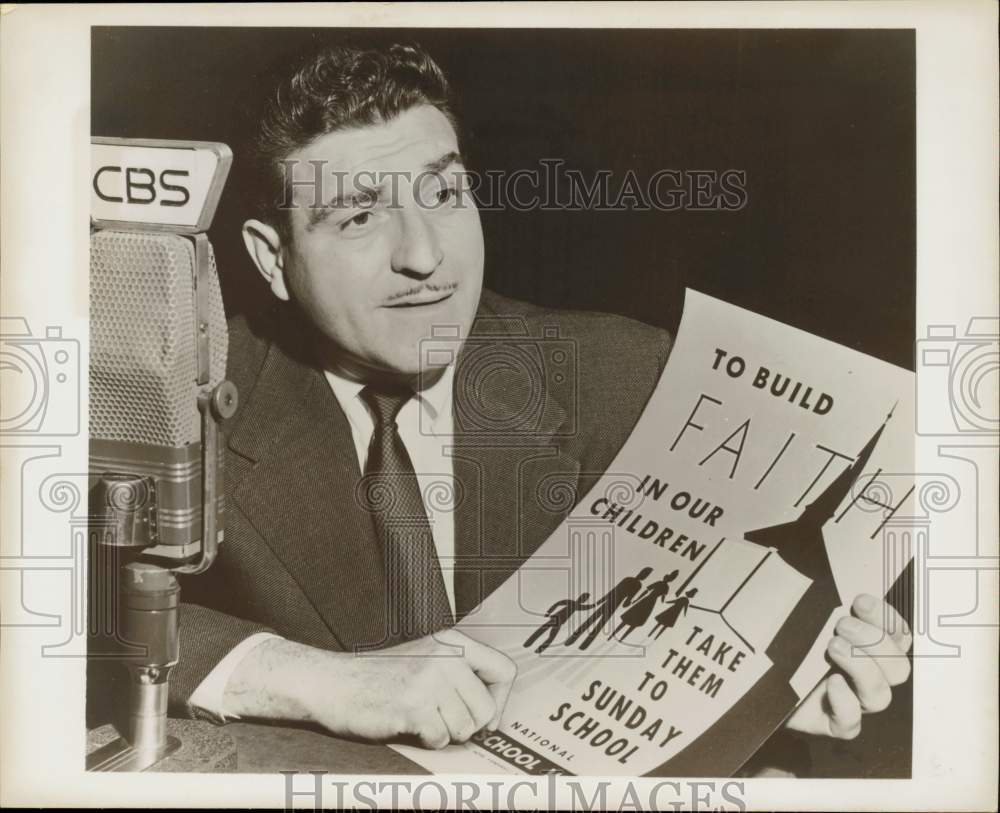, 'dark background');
92,27,915,777
92,27,915,370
